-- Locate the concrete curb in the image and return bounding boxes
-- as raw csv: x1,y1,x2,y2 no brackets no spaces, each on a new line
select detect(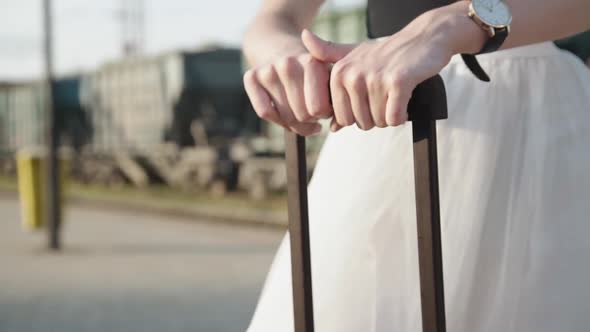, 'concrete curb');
0,188,288,229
